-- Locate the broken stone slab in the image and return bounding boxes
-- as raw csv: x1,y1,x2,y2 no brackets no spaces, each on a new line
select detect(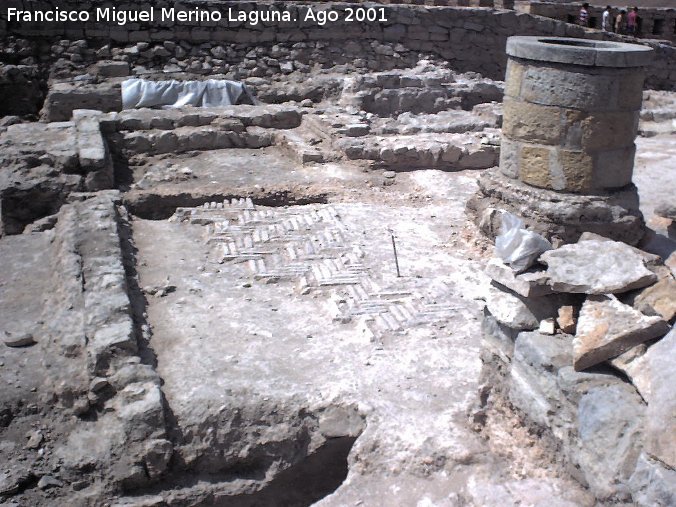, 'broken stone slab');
509,331,572,428
574,295,669,371
629,452,676,507
633,278,676,322
540,240,657,295
480,309,519,364
484,258,552,298
485,284,563,331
